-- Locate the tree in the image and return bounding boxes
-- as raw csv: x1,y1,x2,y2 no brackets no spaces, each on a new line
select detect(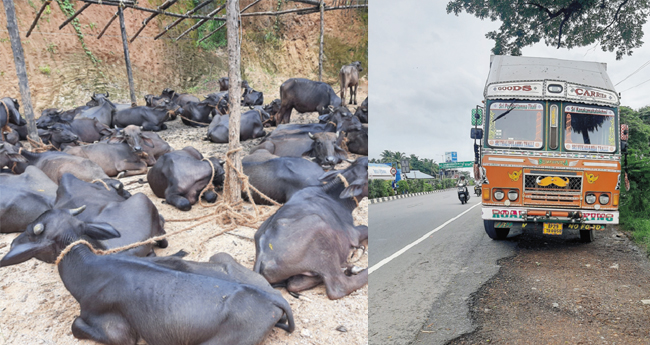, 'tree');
446,0,649,59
